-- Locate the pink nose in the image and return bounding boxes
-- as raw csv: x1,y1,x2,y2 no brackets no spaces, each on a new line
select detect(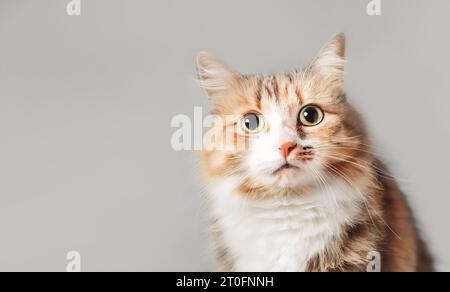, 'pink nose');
279,142,297,159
